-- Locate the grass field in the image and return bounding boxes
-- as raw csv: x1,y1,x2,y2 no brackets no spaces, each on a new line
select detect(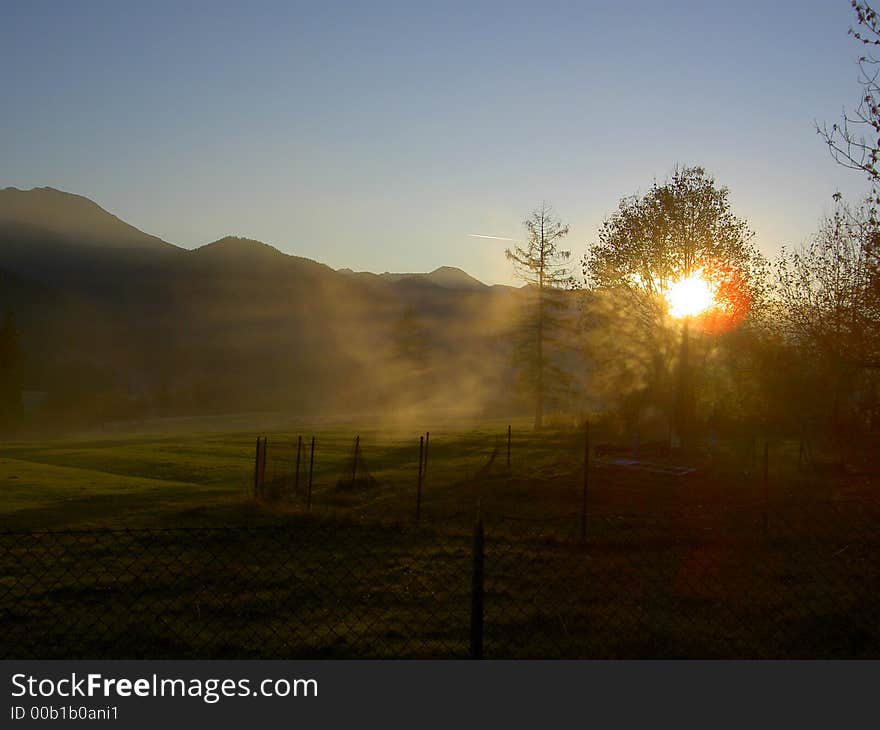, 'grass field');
2,416,544,529
3,416,880,658
3,414,869,530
